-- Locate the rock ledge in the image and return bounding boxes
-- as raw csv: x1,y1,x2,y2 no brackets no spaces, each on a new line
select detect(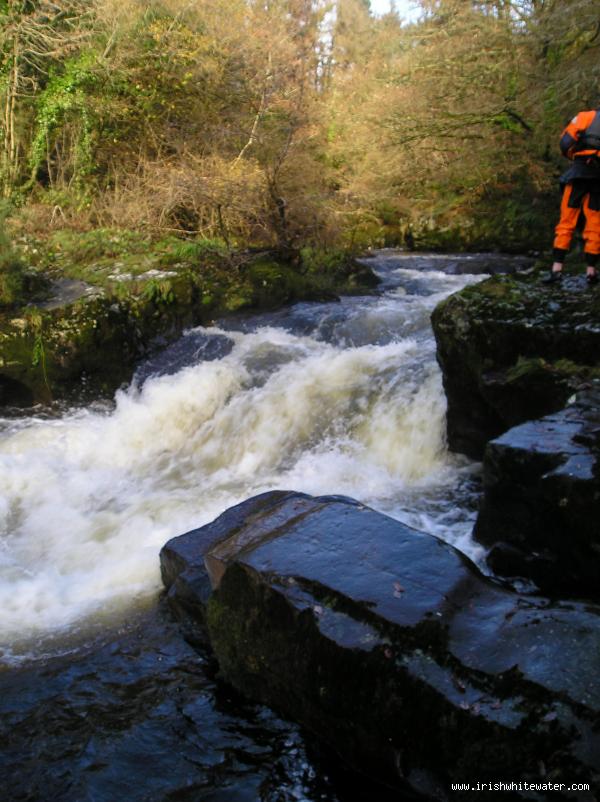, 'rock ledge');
161,491,600,800
431,272,600,459
474,384,600,598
